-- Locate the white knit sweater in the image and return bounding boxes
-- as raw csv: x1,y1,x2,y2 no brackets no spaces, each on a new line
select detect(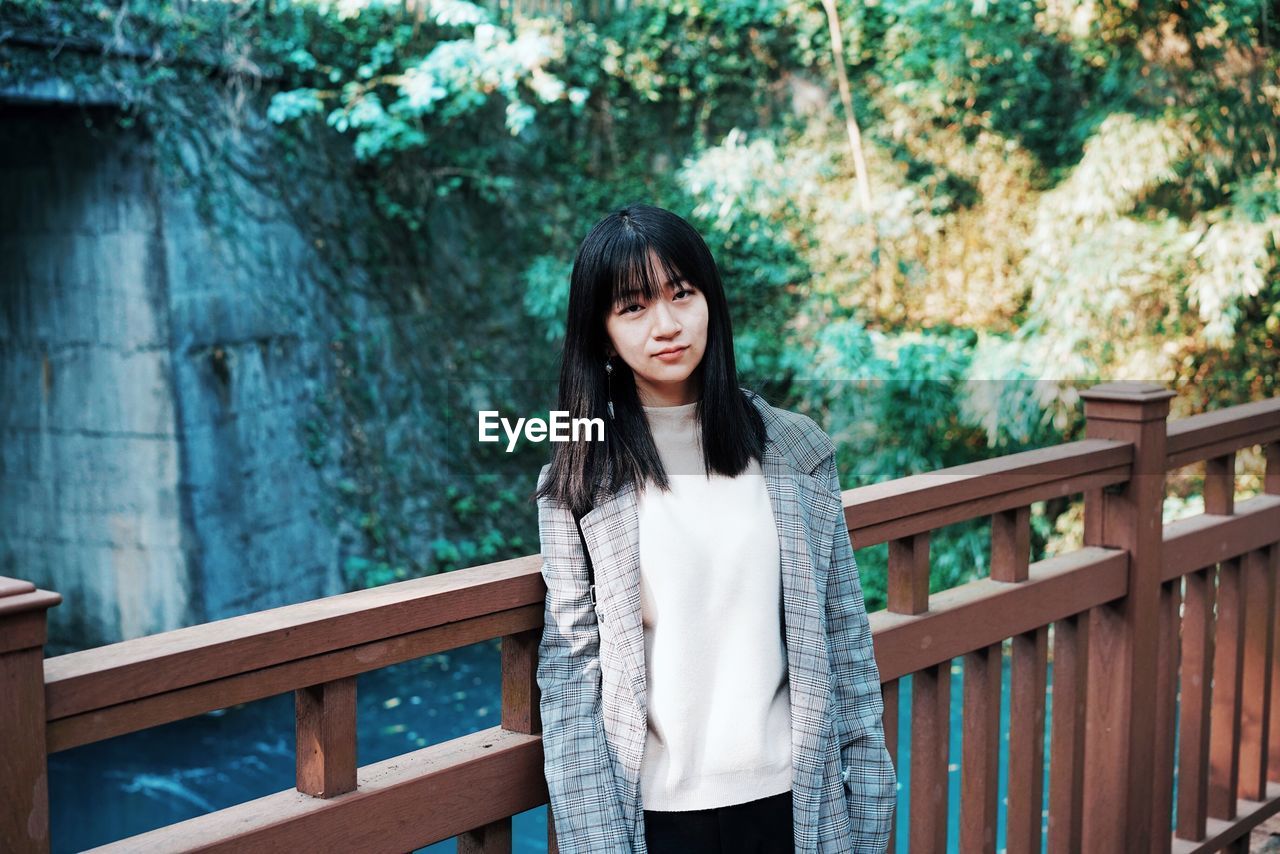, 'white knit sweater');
636,400,792,811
